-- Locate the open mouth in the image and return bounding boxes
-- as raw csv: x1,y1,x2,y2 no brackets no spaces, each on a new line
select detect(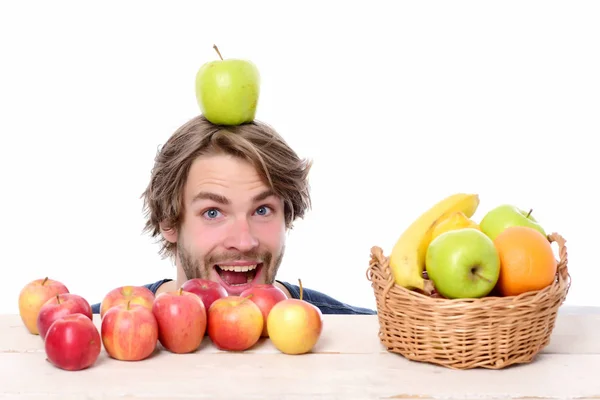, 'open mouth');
214,263,262,288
